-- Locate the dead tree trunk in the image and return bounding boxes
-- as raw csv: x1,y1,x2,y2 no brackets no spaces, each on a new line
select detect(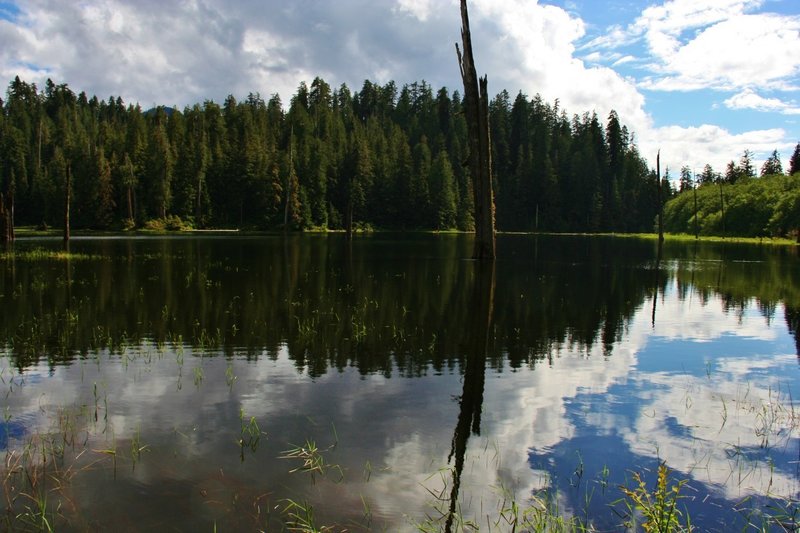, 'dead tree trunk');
456,0,495,260
0,193,9,244
657,150,664,243
64,163,71,242
8,181,14,242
